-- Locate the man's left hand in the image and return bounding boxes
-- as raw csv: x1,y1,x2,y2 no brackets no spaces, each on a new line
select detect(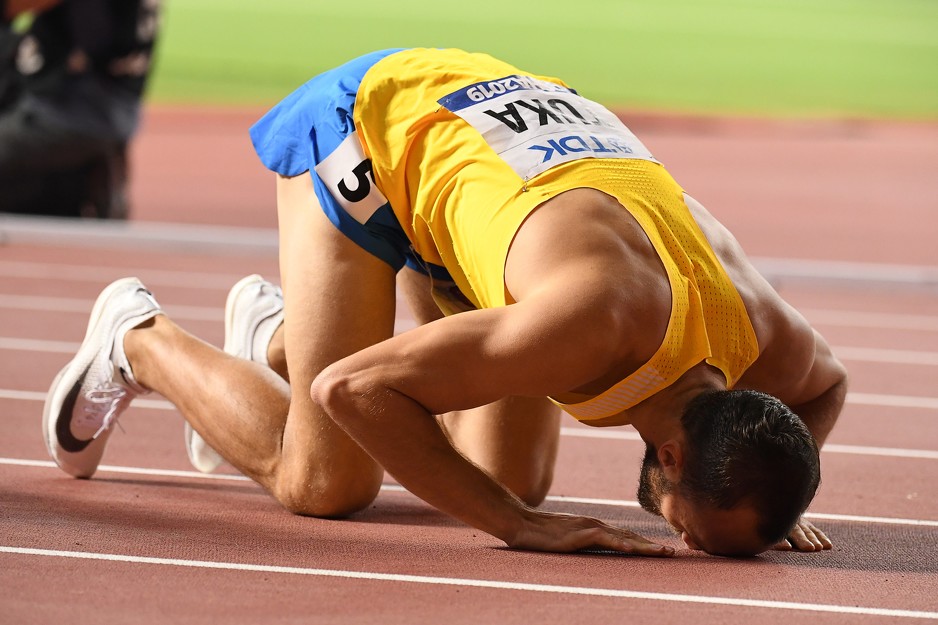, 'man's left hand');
772,517,832,551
